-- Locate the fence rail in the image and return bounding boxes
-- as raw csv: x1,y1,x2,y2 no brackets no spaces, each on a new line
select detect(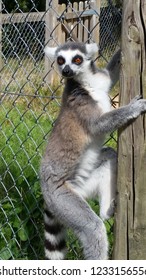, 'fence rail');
1,12,45,24
0,0,122,260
